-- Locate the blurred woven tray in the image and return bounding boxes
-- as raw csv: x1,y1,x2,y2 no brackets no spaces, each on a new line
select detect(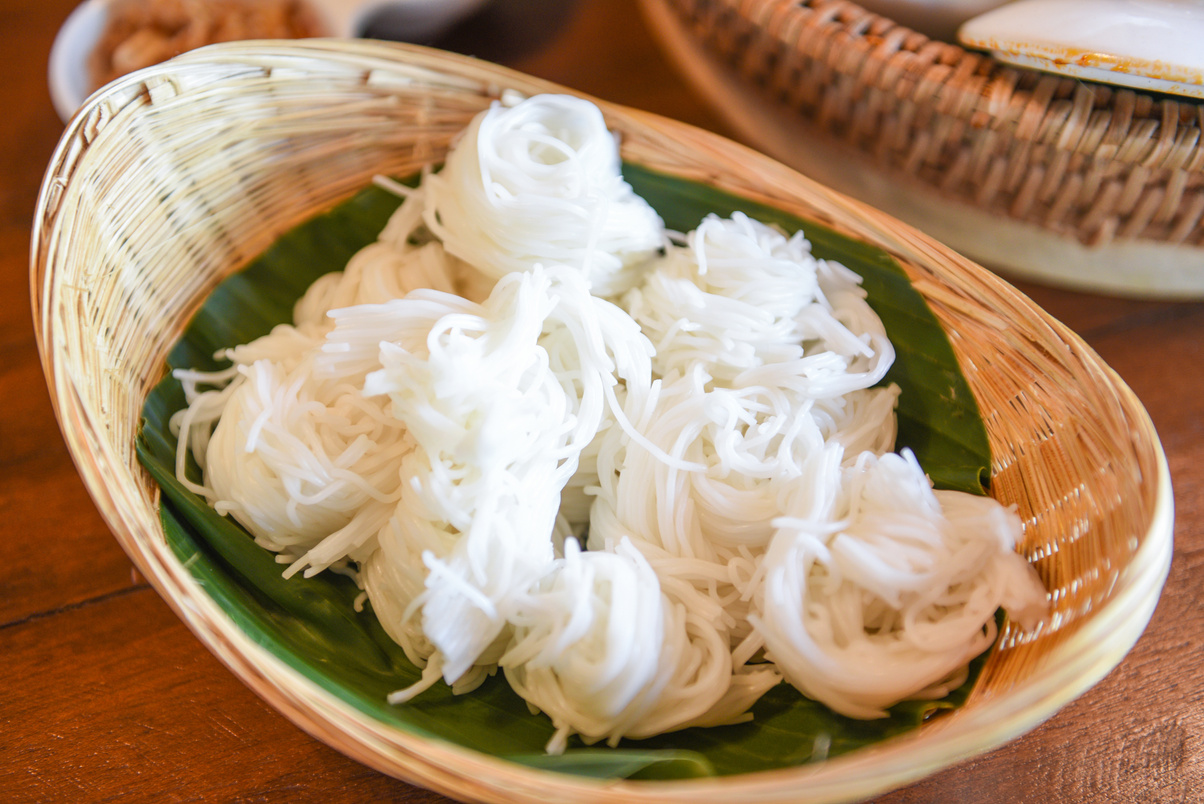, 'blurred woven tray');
641,0,1204,297
32,39,1171,803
